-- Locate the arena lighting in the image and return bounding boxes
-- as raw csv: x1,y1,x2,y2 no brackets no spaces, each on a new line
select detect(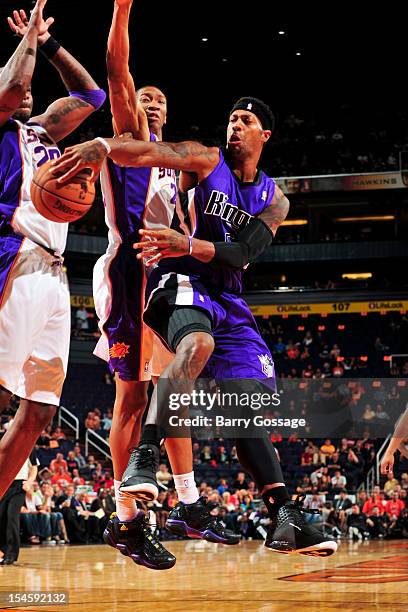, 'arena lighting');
383,356,392,361
334,215,395,222
201,37,208,42
337,356,344,362
278,30,285,35
372,381,382,387
318,325,325,330
337,325,345,330
281,219,308,226
297,326,305,331
360,356,368,361
397,380,406,387
342,272,372,280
